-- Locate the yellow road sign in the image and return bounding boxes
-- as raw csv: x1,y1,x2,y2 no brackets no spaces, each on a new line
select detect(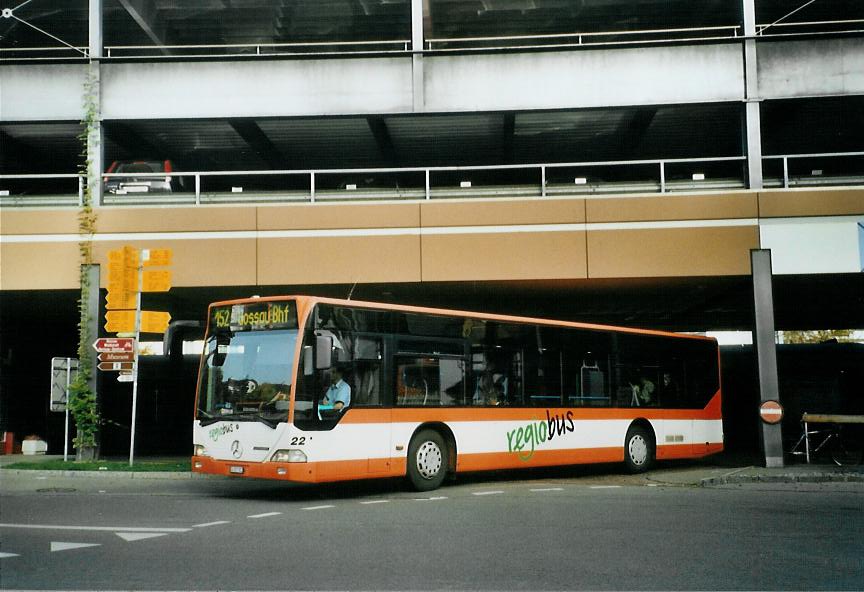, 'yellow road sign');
104,310,135,333
140,311,171,334
105,290,136,310
143,248,172,267
142,270,171,292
